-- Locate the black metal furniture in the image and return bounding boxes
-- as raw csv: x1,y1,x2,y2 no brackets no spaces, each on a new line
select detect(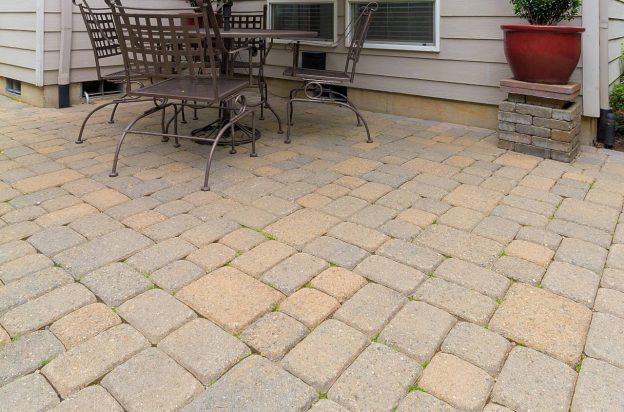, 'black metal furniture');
74,0,151,144
283,2,377,144
106,0,256,191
